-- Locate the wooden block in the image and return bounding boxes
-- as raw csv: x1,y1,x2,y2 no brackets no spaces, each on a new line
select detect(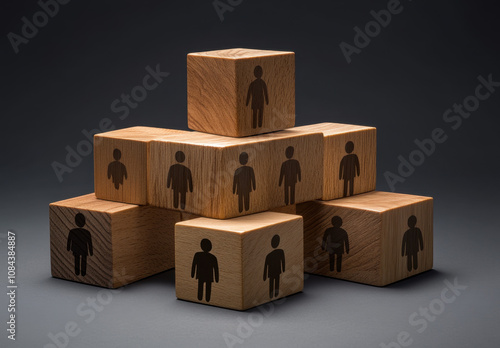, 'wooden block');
50,193,180,288
148,129,323,219
181,205,297,221
175,212,303,310
294,123,376,200
94,126,186,205
187,48,295,137
297,191,433,286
